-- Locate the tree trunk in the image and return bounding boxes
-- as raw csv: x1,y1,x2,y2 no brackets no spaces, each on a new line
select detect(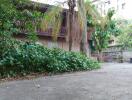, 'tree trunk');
120,49,123,63
68,10,74,51
68,0,76,51
97,50,103,62
78,0,90,56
